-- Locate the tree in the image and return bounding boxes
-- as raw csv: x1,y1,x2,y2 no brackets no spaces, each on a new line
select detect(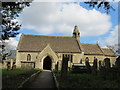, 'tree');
0,1,32,61
107,44,120,56
85,0,115,14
